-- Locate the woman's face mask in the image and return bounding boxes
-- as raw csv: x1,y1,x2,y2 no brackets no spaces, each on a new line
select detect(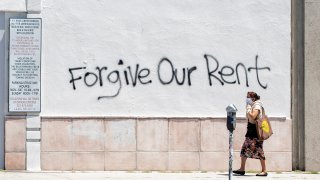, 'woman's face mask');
246,98,253,105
